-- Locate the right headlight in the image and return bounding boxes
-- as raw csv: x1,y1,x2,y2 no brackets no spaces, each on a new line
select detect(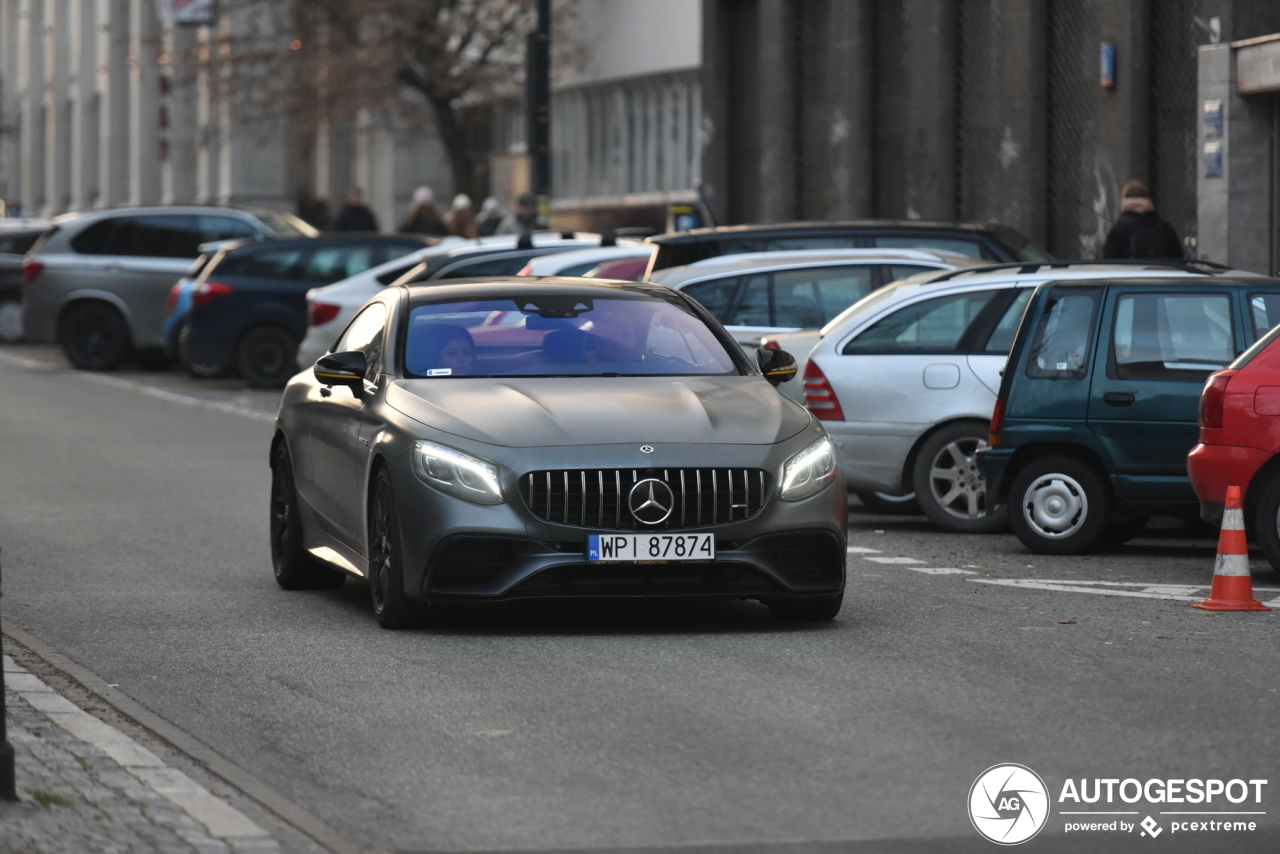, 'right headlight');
779,436,837,501
411,442,504,505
